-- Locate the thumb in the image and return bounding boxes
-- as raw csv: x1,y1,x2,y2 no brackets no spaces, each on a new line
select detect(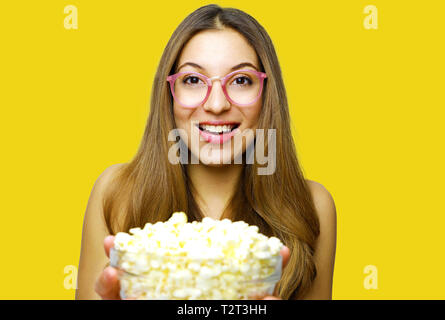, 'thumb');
104,235,115,258
280,246,290,271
